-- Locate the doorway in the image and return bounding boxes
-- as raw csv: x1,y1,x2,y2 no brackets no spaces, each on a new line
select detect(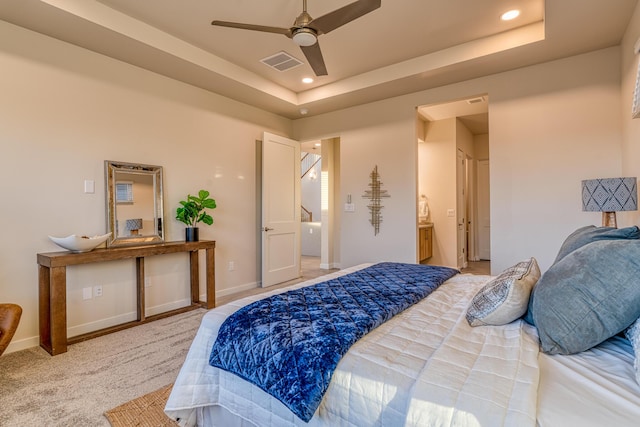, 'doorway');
300,140,322,276
299,137,340,279
417,95,491,270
